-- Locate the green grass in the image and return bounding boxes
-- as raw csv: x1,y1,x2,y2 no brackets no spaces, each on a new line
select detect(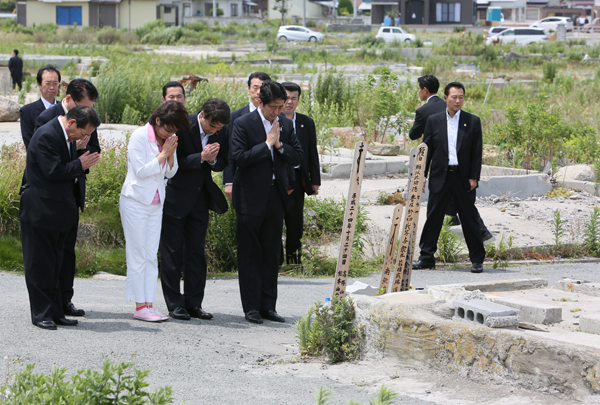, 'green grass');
0,236,24,272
